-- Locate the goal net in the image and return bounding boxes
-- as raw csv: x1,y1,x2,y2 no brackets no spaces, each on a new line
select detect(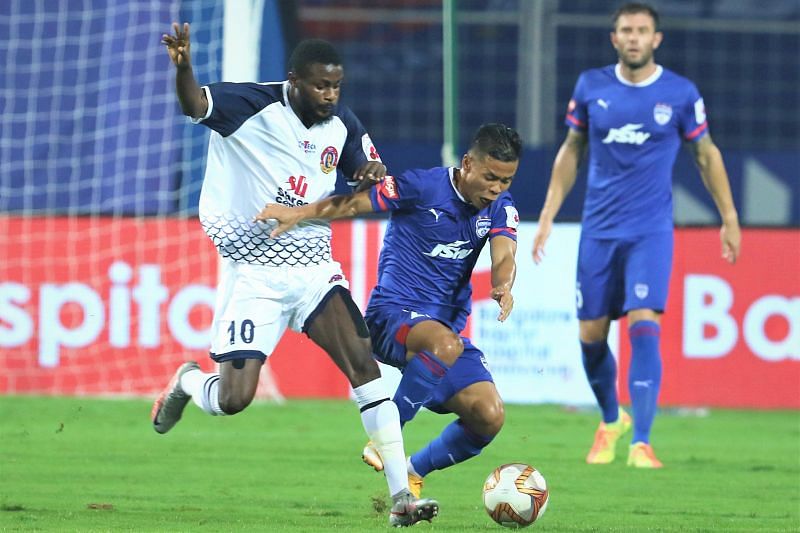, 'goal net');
0,0,228,395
